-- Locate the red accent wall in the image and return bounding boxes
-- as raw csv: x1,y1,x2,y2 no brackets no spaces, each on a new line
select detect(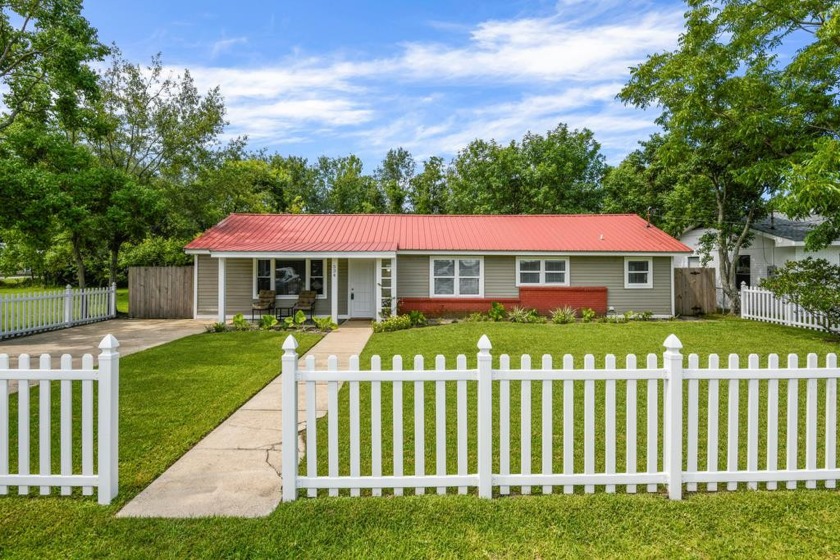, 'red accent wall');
518,287,608,315
399,288,607,317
